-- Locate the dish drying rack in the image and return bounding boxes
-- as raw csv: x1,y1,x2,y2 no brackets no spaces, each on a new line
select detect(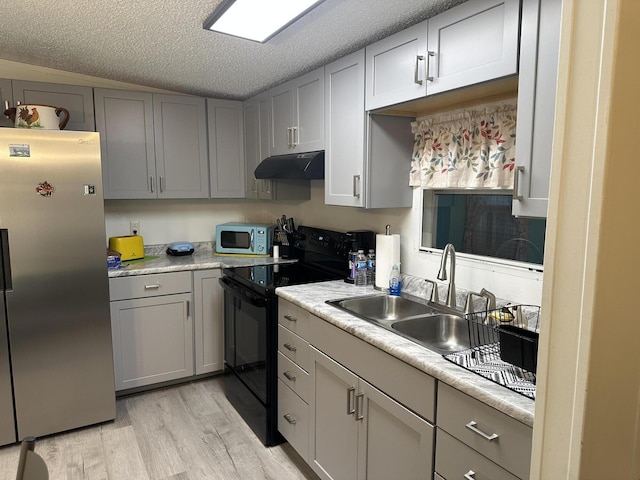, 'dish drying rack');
443,305,540,400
